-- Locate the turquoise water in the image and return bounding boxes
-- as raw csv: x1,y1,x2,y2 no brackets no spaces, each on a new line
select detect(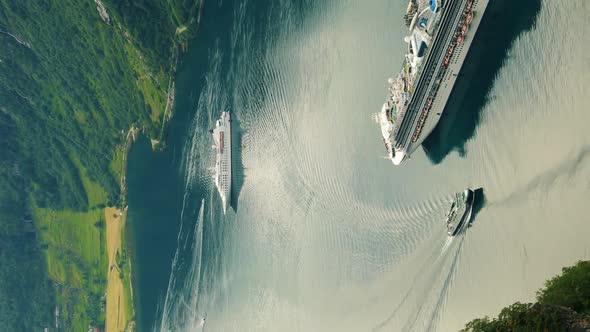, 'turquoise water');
128,0,590,331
